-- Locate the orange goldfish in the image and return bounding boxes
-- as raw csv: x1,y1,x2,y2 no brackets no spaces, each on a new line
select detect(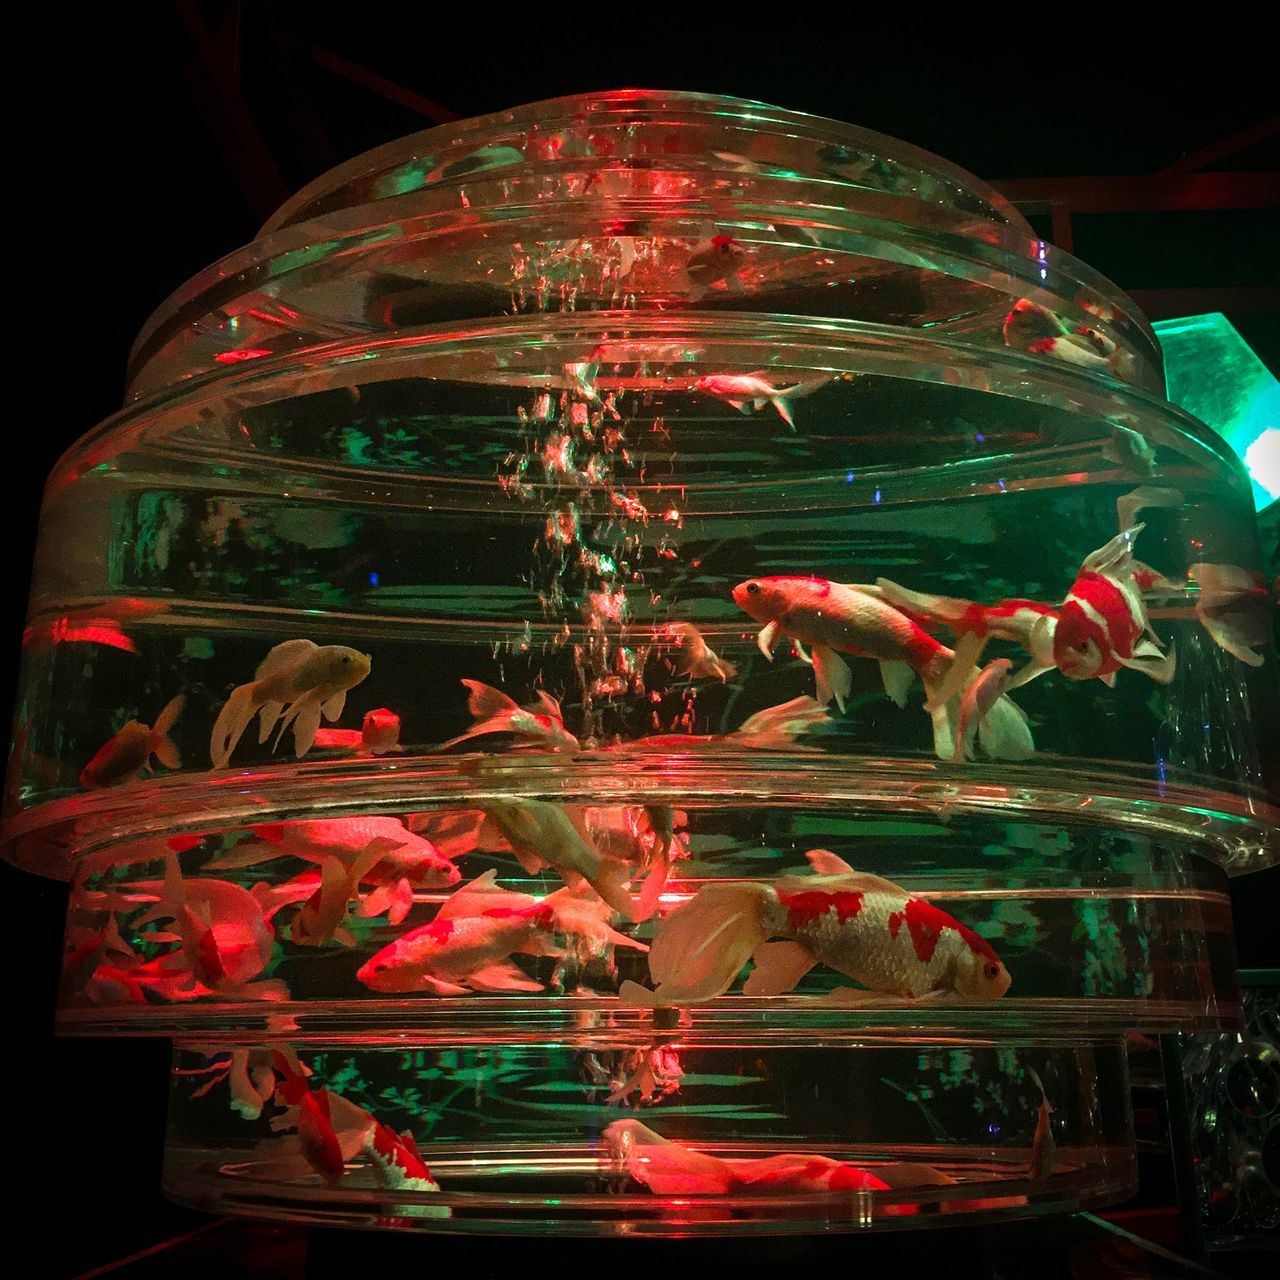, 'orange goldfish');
79,695,184,789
